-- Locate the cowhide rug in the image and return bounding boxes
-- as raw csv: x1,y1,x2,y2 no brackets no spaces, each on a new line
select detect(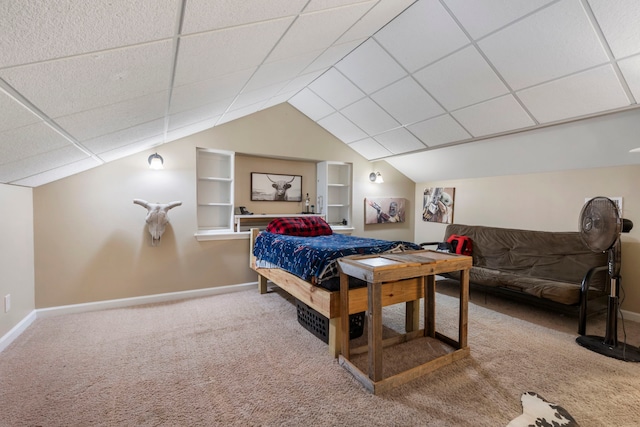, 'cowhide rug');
507,392,579,427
